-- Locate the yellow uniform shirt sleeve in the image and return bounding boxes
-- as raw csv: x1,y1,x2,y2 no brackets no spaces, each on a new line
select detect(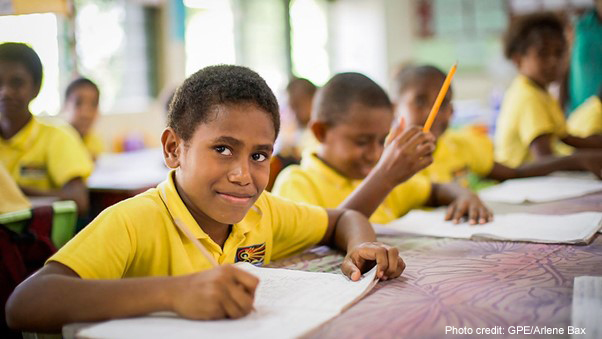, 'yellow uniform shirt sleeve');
271,165,323,206
460,128,495,176
264,192,328,261
386,173,432,220
84,131,105,158
48,127,94,187
47,207,134,279
568,96,602,137
0,163,30,213
518,98,567,148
